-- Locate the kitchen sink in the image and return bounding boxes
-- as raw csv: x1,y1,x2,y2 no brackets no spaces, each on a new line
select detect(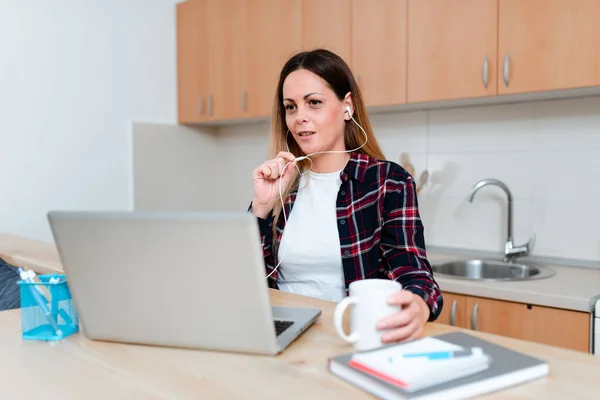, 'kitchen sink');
431,259,556,281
